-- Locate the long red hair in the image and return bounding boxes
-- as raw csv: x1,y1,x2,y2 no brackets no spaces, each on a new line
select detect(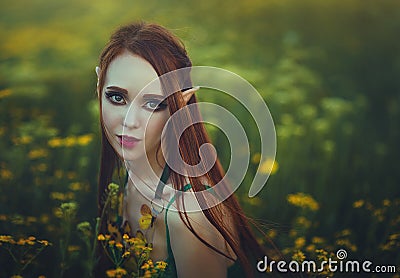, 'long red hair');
96,22,265,277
